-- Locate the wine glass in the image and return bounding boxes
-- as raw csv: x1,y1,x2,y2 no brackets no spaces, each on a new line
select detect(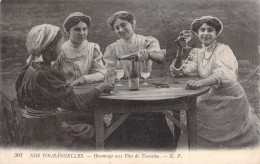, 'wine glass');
104,72,116,94
140,61,150,85
114,68,124,86
177,30,192,49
